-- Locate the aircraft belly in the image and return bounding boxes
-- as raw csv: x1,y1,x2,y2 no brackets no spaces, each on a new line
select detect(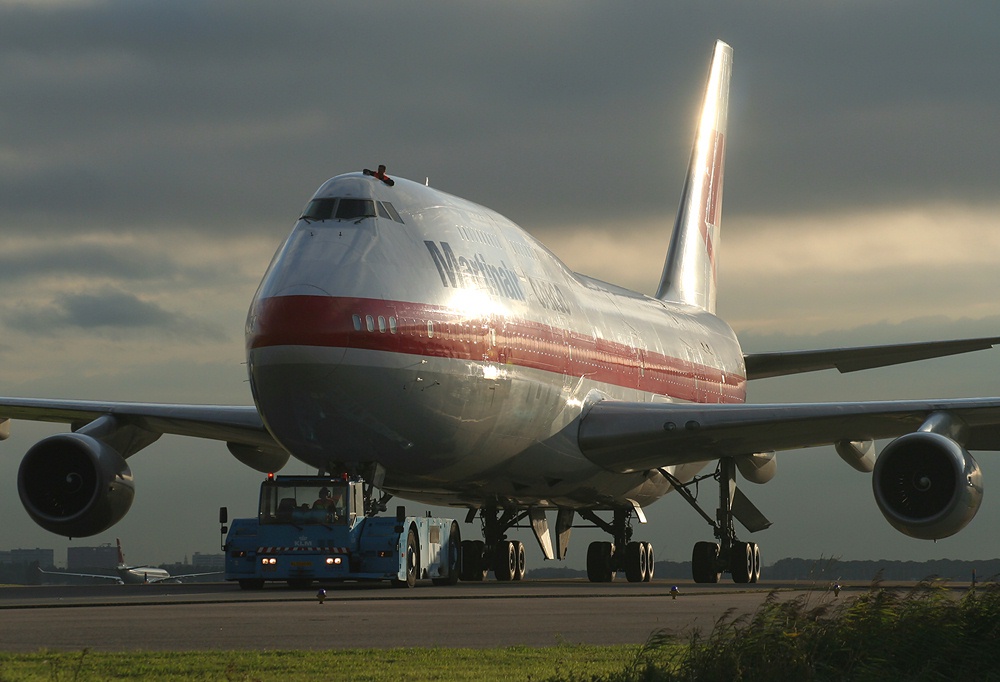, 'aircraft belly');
250,344,676,508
